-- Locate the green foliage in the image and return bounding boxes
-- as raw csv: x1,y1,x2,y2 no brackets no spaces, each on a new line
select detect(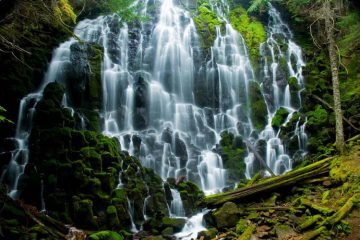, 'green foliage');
88,231,123,240
337,11,360,56
306,105,328,126
247,0,269,13
335,221,351,235
105,0,147,23
0,106,13,124
194,4,224,49
229,7,266,65
272,107,289,128
236,219,249,234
